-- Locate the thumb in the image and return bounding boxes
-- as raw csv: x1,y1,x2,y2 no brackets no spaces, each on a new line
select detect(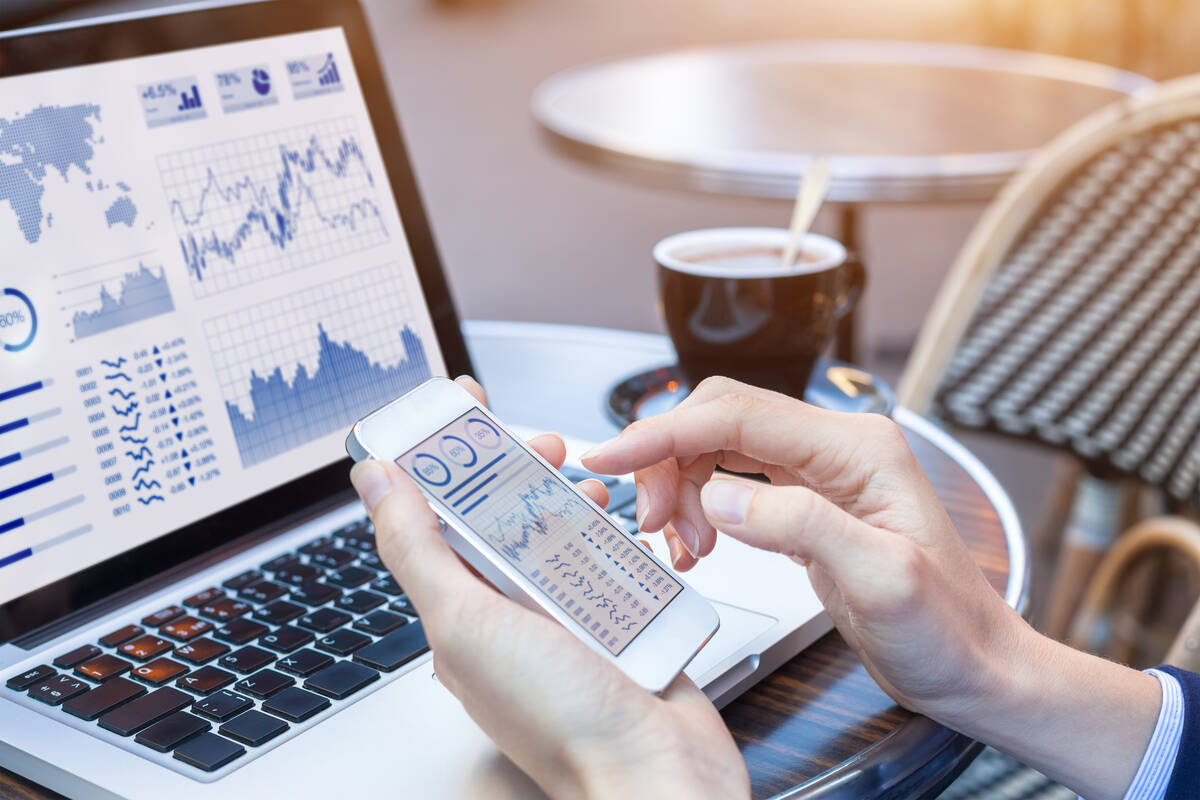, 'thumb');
699,478,876,578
